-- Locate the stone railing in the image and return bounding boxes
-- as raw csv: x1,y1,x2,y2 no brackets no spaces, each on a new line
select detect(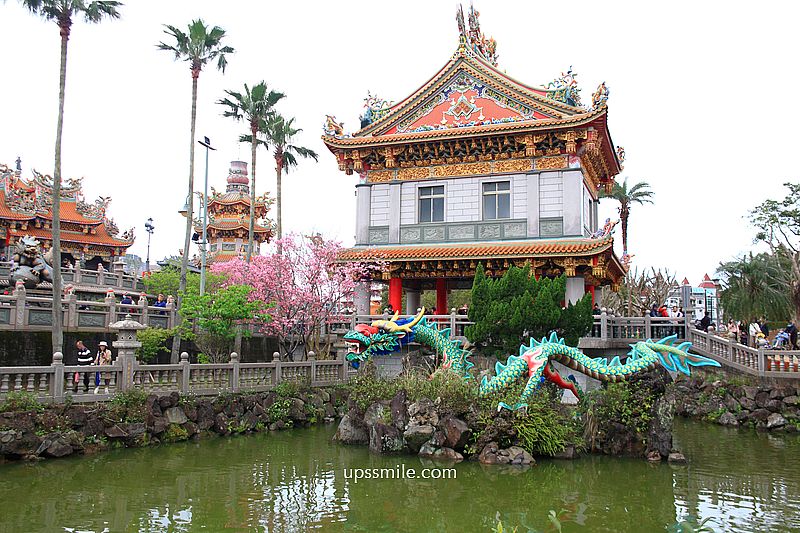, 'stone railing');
688,327,800,378
0,285,177,332
587,312,690,342
0,262,145,292
327,311,475,338
0,350,352,404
